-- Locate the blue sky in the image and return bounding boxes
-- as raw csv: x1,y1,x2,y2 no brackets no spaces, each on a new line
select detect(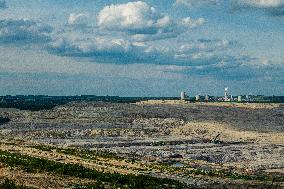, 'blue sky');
0,0,283,96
